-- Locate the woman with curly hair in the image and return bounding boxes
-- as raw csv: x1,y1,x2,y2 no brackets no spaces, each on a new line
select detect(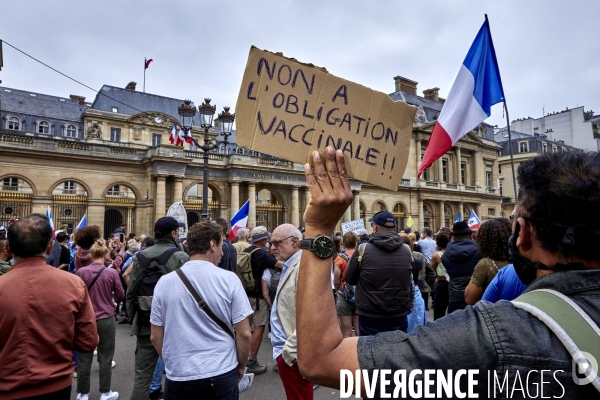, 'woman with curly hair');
430,232,451,320
464,218,512,305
